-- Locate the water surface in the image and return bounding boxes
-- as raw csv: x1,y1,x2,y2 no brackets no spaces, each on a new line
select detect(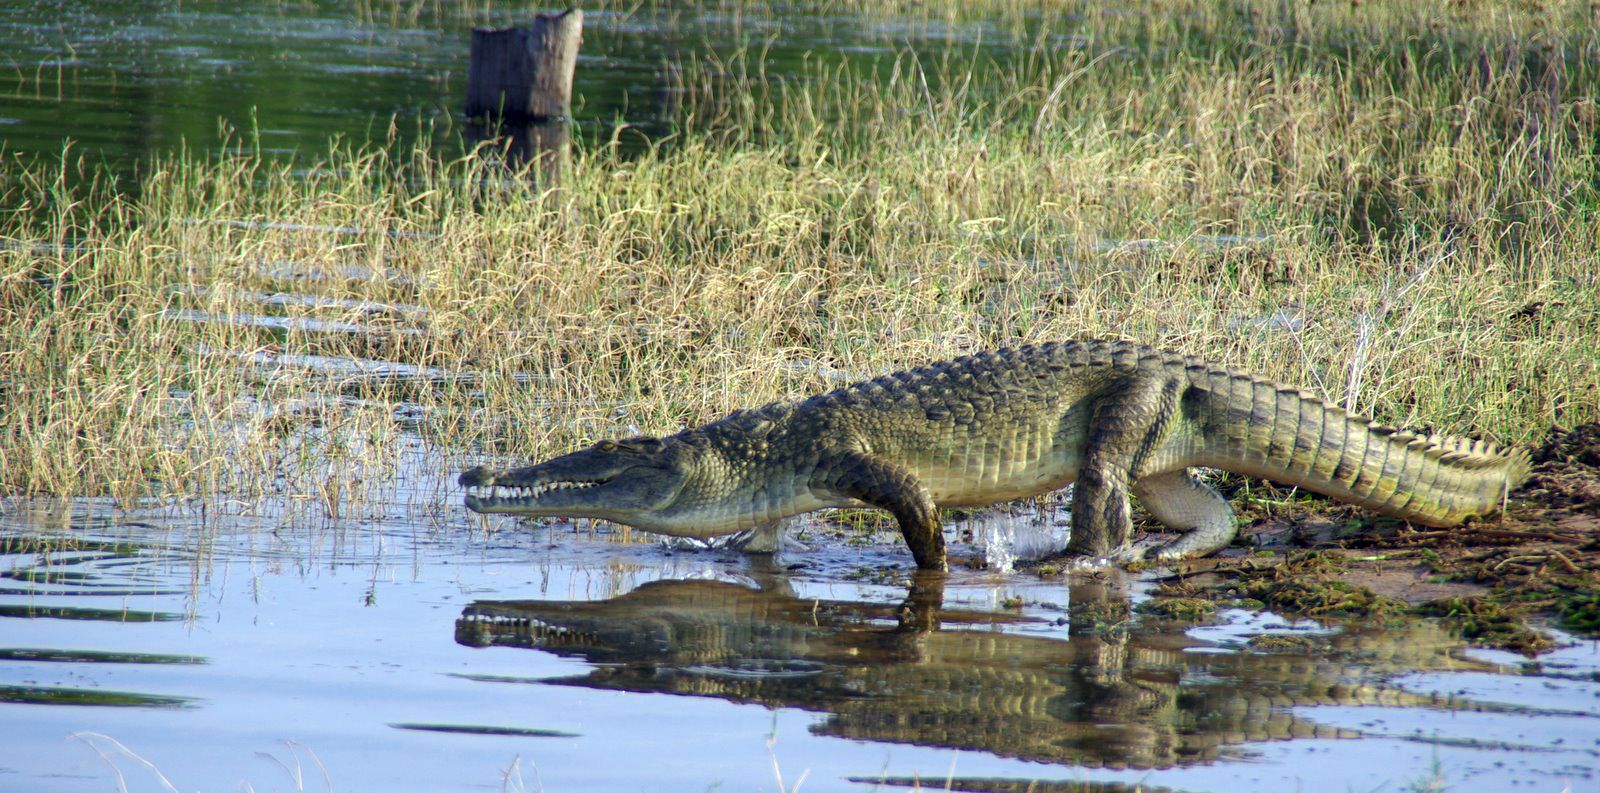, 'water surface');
0,0,1039,181
2,450,1596,792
